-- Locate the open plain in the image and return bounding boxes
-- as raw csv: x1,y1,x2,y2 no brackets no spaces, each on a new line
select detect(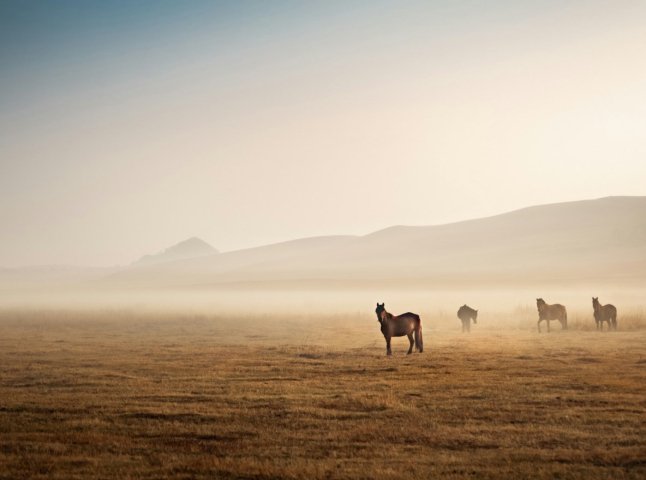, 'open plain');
0,309,644,479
